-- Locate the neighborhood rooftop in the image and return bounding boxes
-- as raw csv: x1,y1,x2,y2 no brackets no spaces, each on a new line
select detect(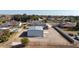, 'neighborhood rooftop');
28,26,43,30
